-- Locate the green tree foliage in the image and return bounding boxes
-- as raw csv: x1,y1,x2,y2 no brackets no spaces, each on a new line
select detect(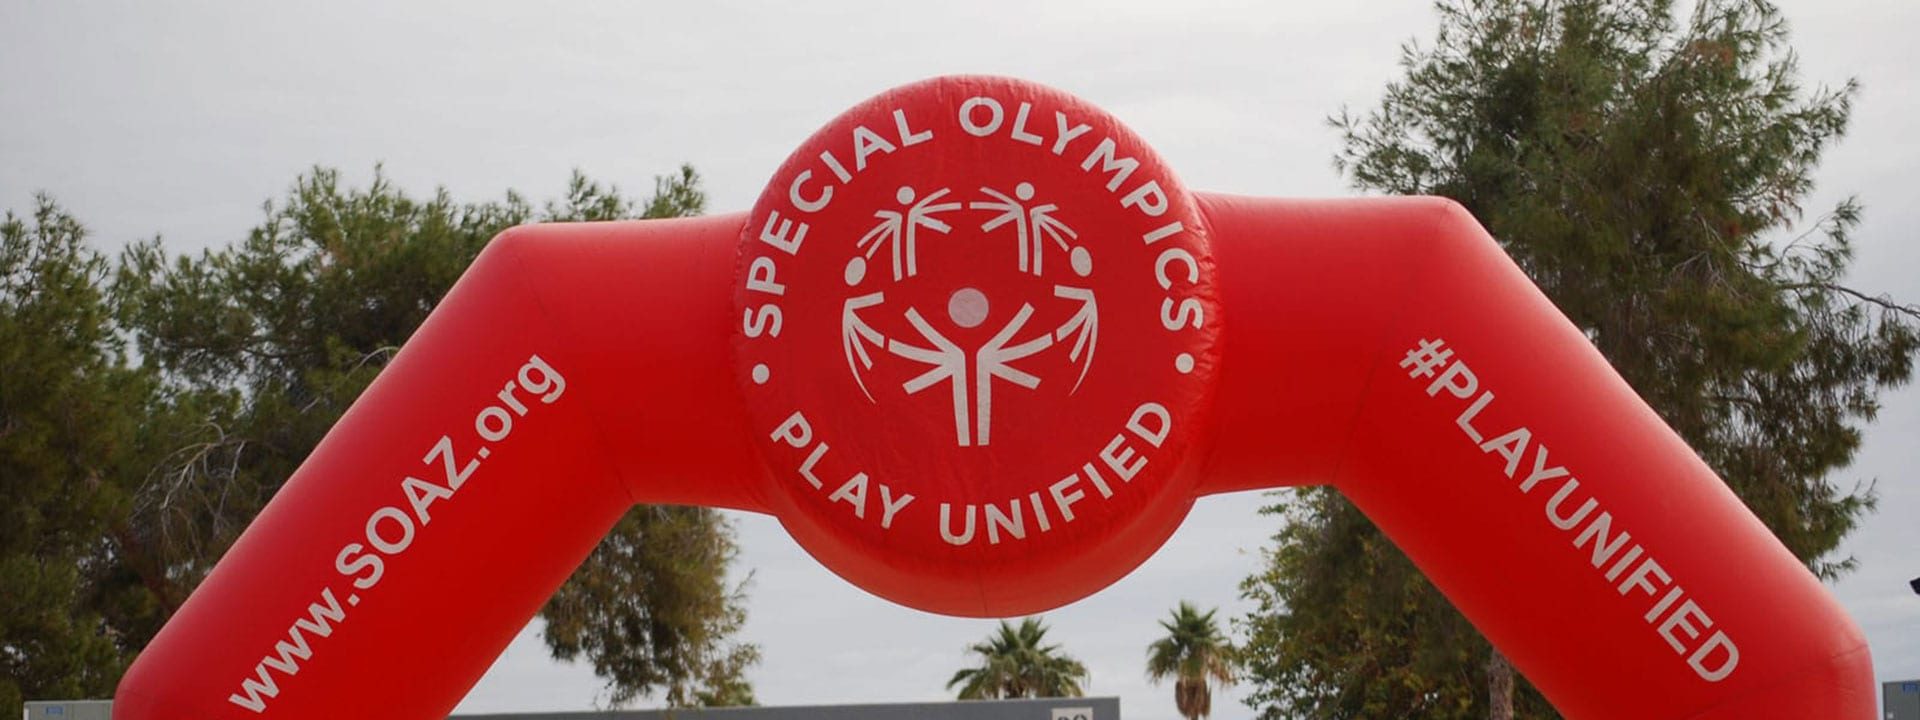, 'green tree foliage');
1146,602,1236,720
948,617,1090,700
1243,488,1541,718
1240,1,1919,718
100,163,753,707
0,198,144,714
541,506,759,708
109,169,531,632
528,167,755,708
